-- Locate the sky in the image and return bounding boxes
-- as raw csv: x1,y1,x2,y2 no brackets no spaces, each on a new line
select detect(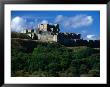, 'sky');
11,11,100,40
